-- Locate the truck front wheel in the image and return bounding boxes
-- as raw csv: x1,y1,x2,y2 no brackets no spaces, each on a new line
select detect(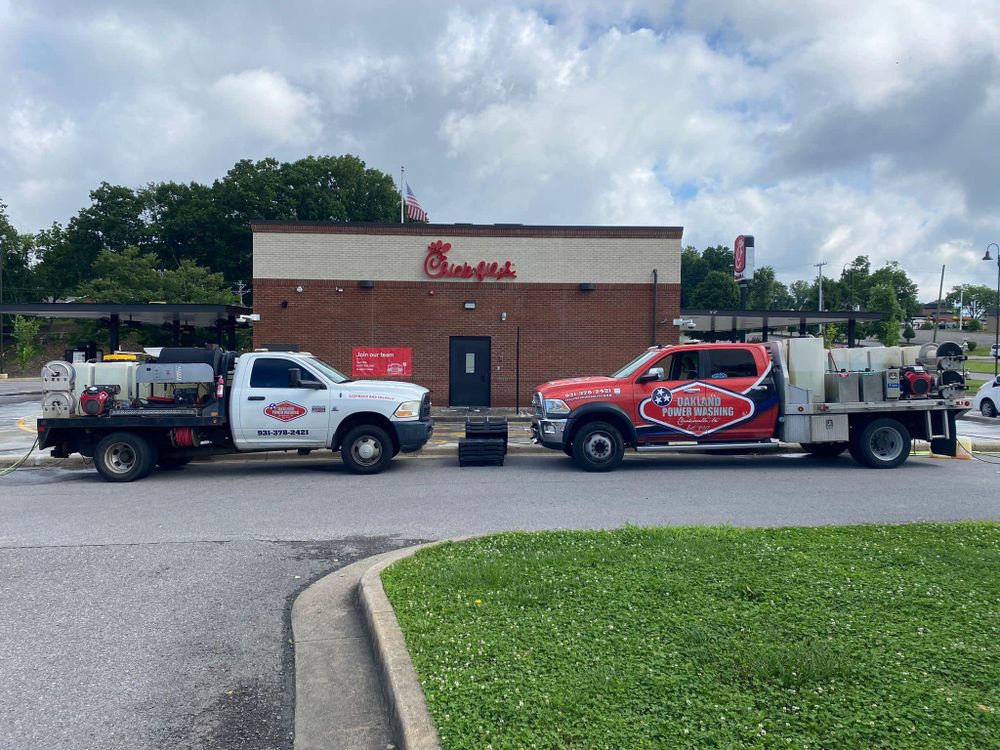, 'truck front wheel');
848,418,911,469
94,432,157,482
341,425,393,474
572,421,624,472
